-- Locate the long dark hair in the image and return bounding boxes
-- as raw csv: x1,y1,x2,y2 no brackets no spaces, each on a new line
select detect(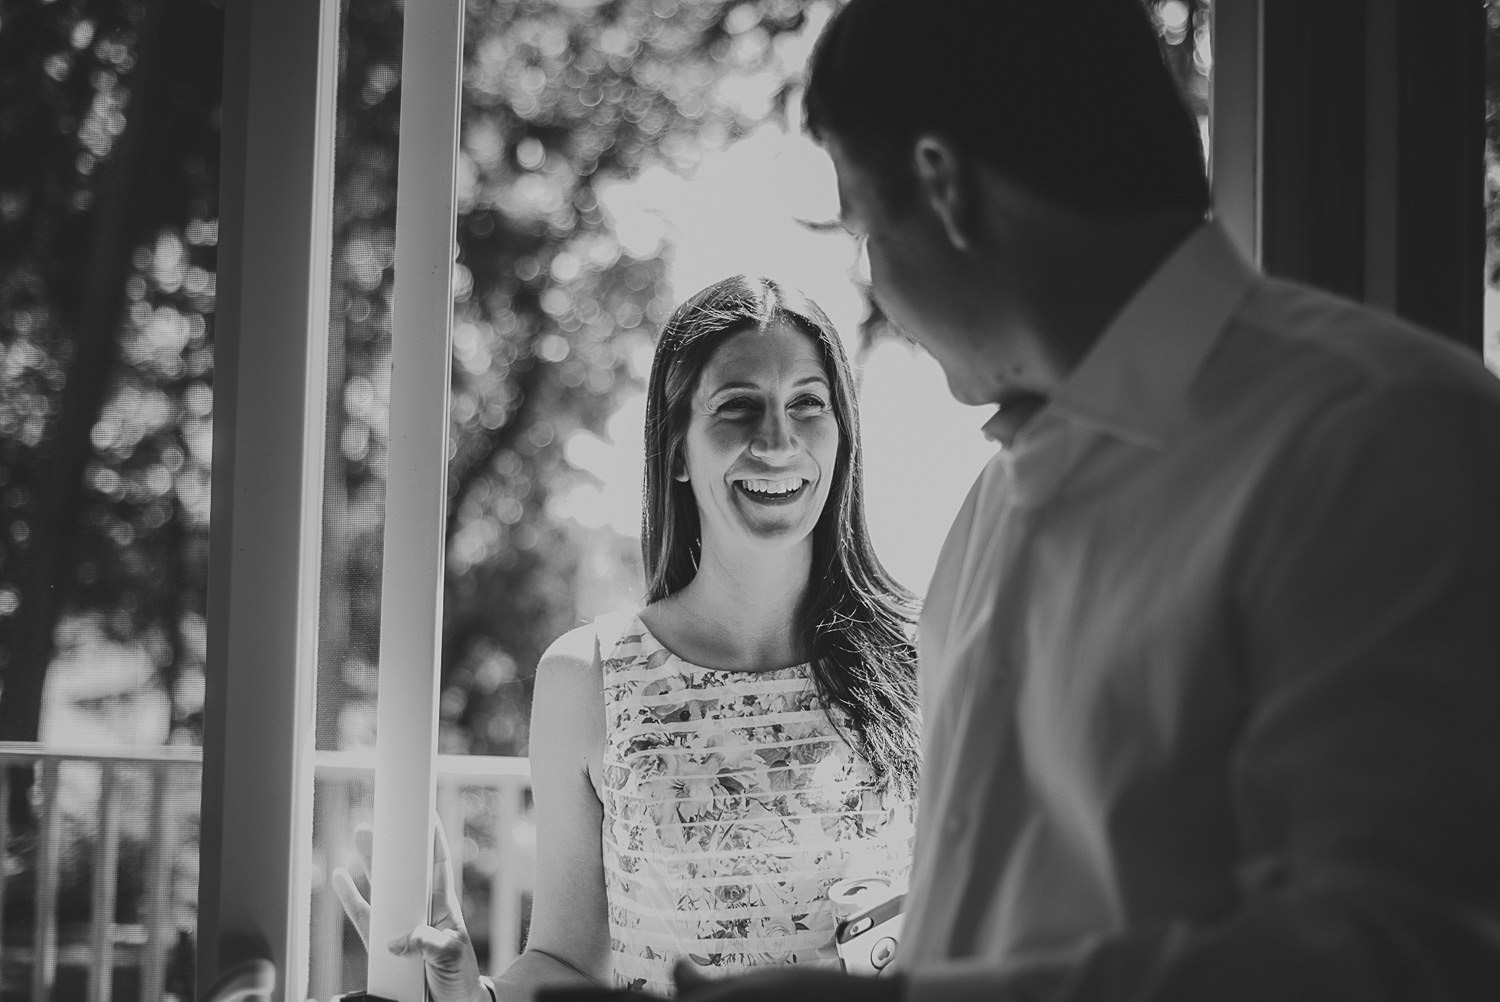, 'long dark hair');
641,275,919,795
